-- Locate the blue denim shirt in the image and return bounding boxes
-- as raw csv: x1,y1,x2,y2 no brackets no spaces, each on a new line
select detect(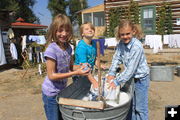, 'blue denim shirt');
108,37,149,86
